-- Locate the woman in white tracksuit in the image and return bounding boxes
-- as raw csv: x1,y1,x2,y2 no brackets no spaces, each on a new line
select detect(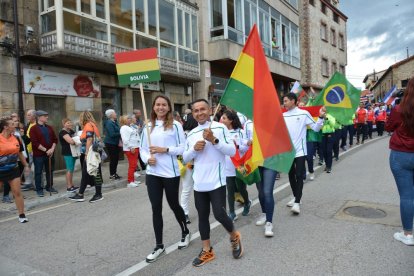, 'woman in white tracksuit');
221,110,252,221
